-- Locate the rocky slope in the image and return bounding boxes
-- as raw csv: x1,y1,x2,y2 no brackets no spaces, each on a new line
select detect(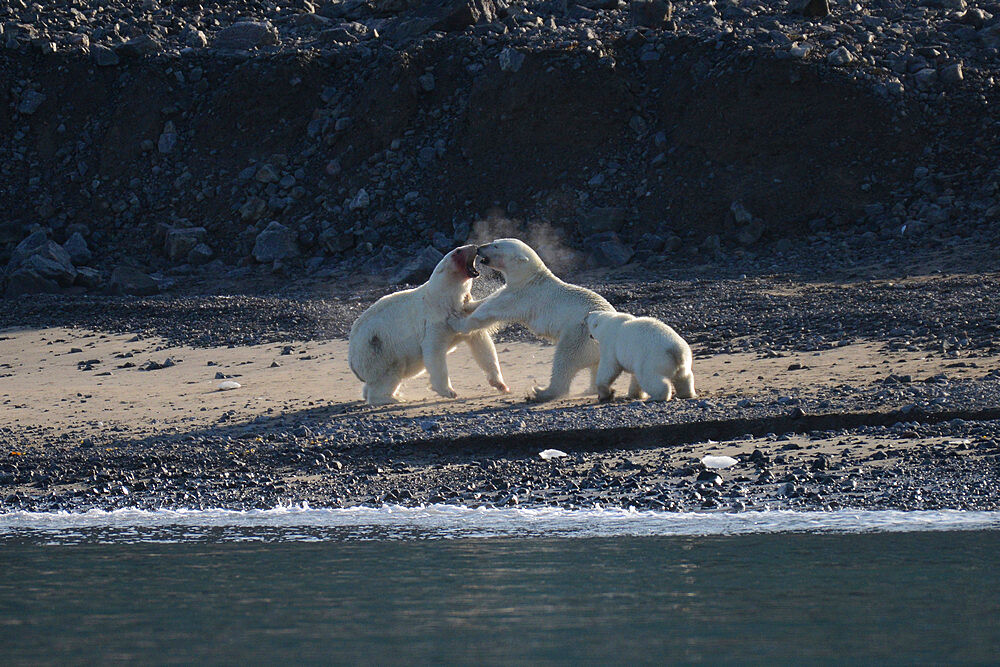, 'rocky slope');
2,0,999,296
